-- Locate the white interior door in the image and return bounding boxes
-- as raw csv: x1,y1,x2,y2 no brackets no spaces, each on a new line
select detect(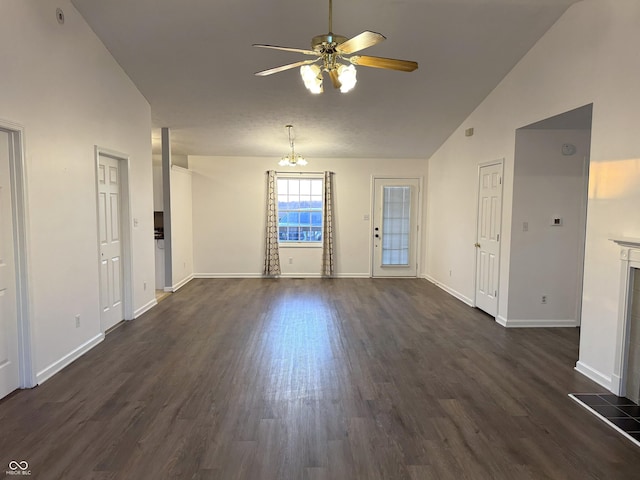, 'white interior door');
372,178,420,277
475,162,503,316
98,154,124,331
0,130,19,399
